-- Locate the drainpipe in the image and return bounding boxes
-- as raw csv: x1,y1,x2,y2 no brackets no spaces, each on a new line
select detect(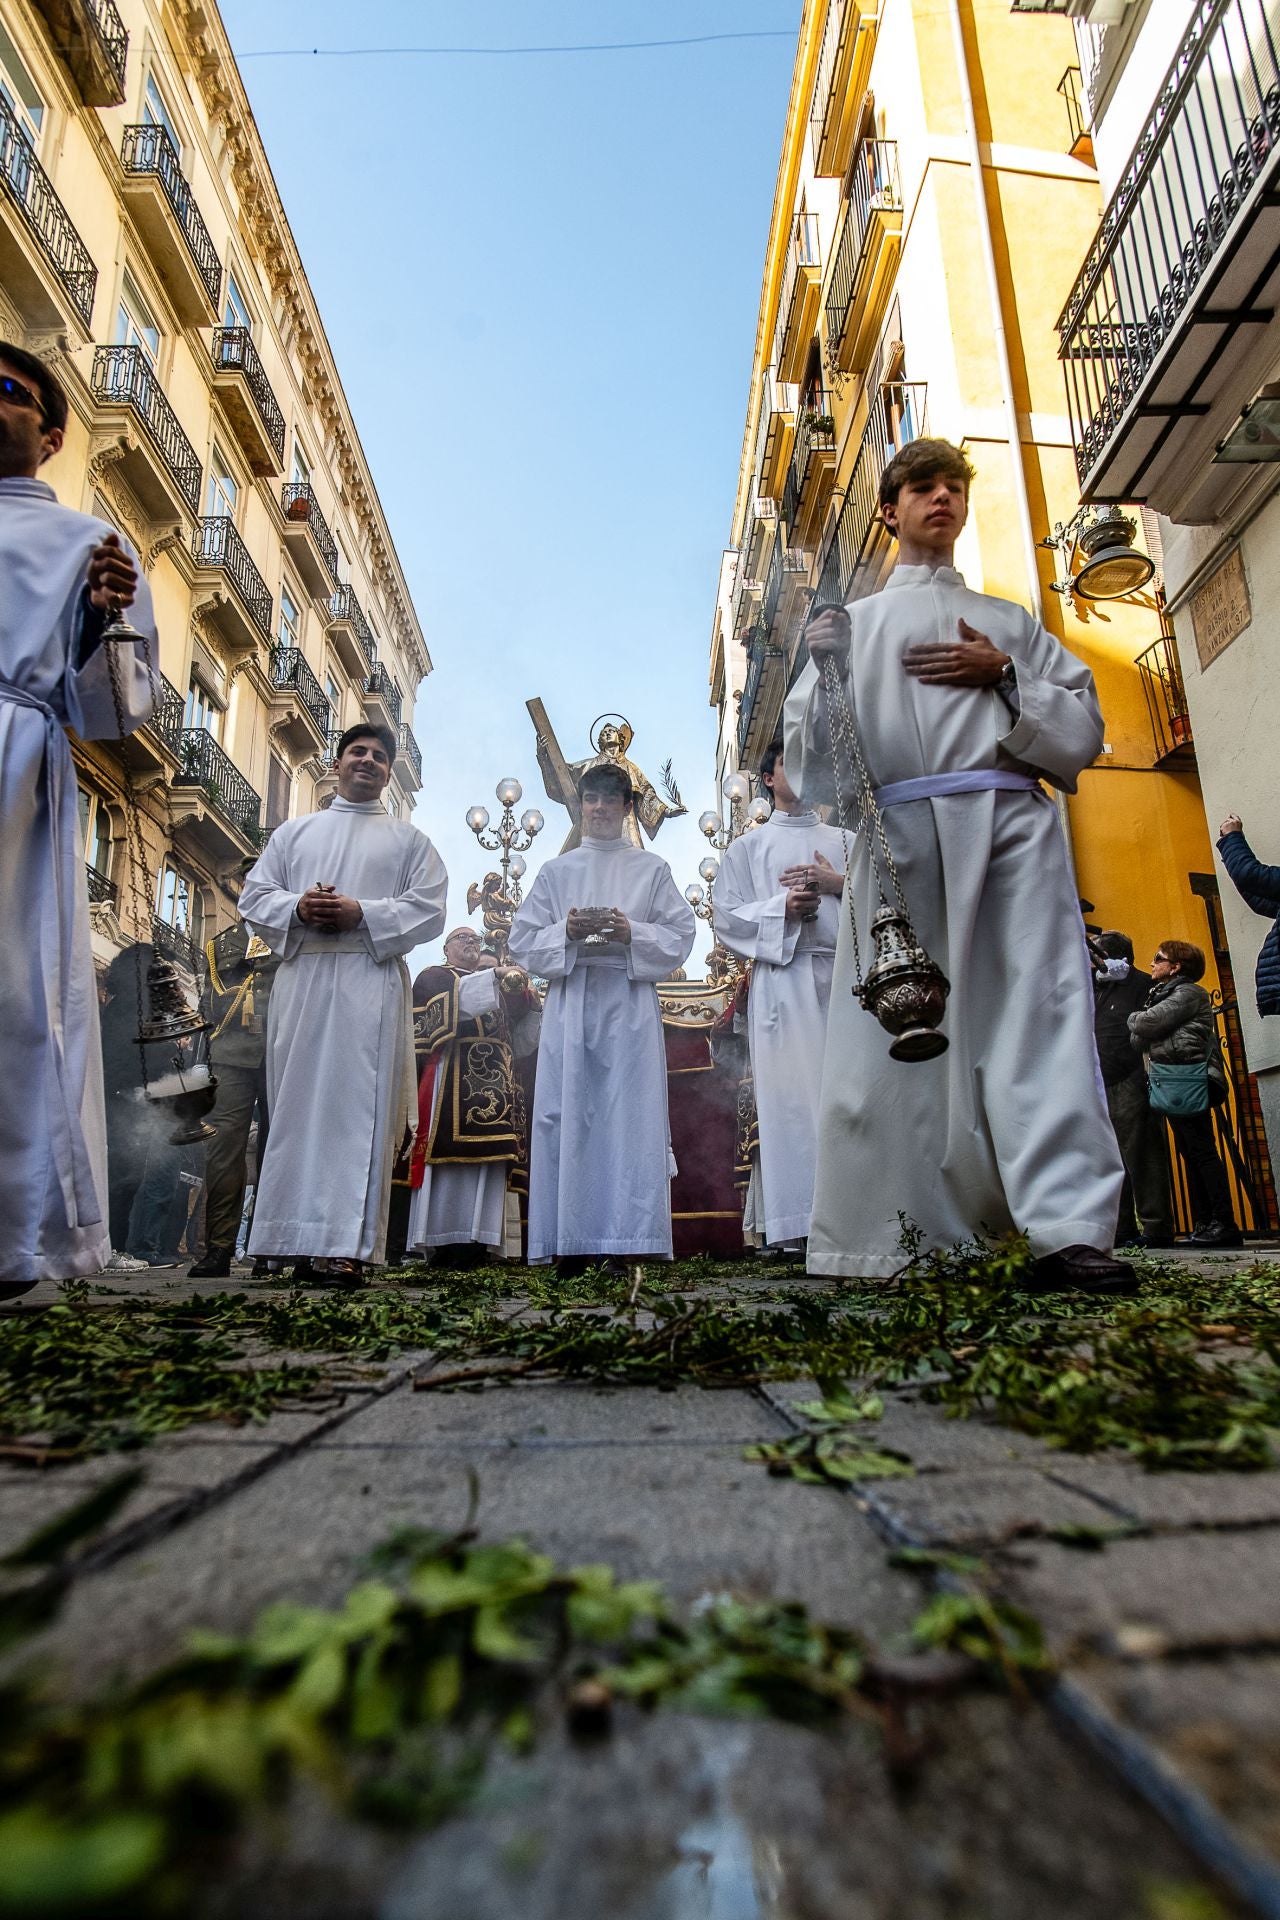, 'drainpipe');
945,0,1078,873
